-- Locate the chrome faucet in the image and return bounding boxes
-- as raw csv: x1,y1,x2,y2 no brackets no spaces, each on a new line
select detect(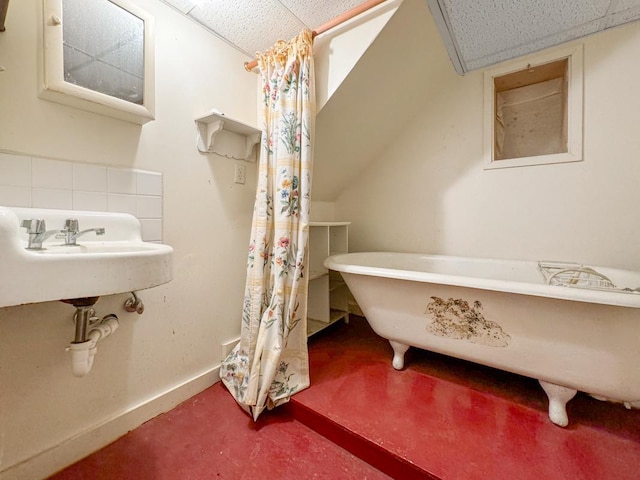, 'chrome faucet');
21,219,60,250
56,218,106,245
